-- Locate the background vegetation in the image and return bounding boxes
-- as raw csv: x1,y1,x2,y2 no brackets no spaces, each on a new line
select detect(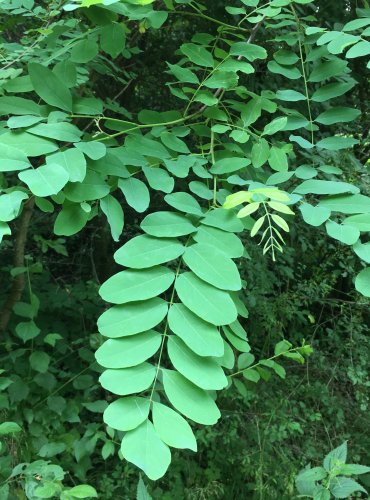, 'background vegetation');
0,0,369,498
